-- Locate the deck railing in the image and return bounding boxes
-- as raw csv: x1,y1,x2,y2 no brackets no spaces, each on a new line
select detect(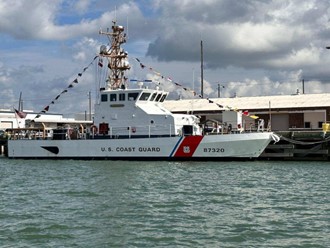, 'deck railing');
100,124,176,138
6,123,269,140
5,124,178,140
